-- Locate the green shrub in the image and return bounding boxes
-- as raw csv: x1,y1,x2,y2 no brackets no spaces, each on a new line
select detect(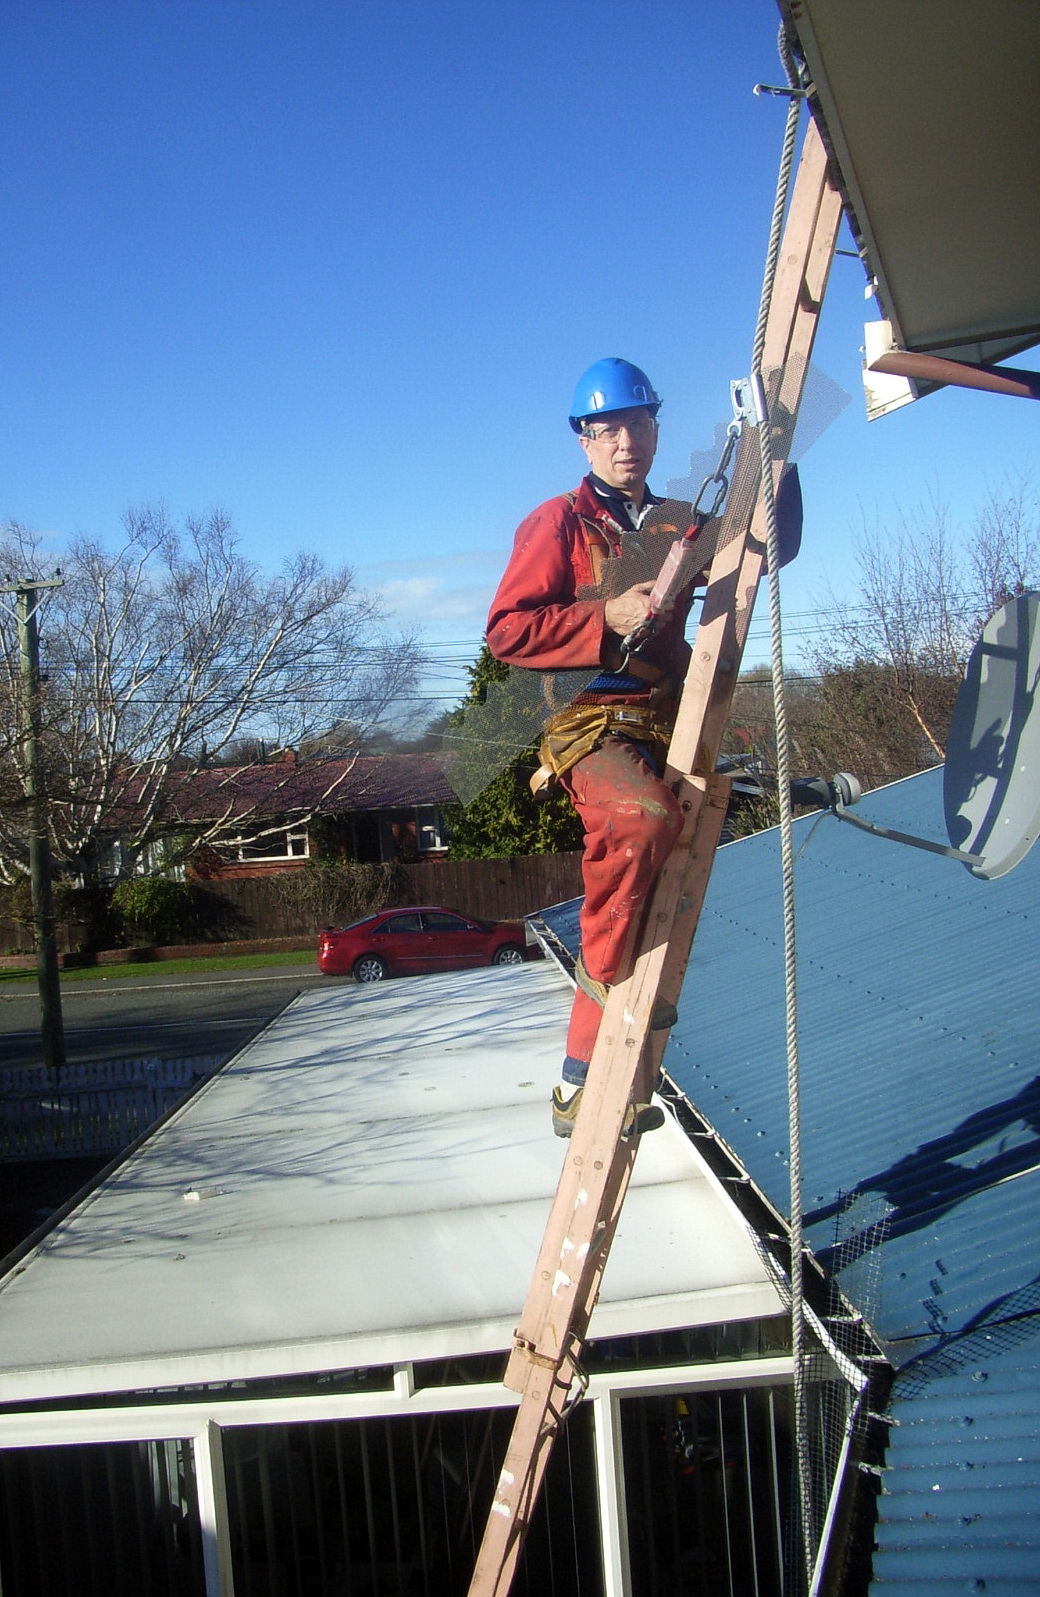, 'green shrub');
109,878,246,946
0,879,118,954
